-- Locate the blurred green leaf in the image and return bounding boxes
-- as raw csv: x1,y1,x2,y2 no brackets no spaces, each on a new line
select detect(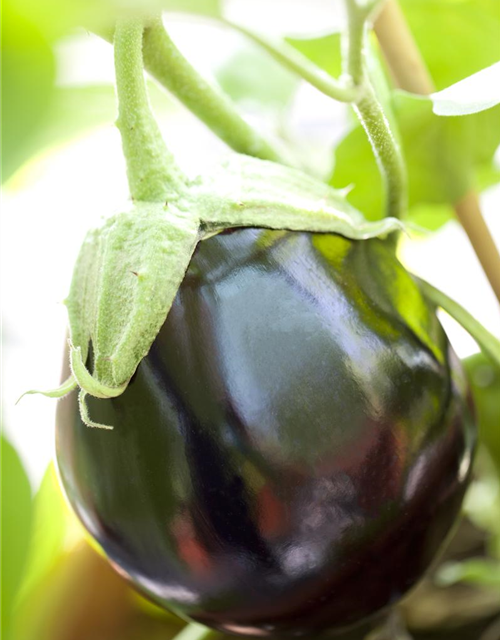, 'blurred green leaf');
17,465,72,601
1,435,33,640
216,44,297,115
163,0,220,16
25,80,174,163
437,558,500,590
464,353,500,475
285,33,342,79
8,0,221,42
285,2,500,227
431,62,500,116
404,203,454,231
331,93,500,224
1,1,55,182
400,0,500,91
32,85,118,155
